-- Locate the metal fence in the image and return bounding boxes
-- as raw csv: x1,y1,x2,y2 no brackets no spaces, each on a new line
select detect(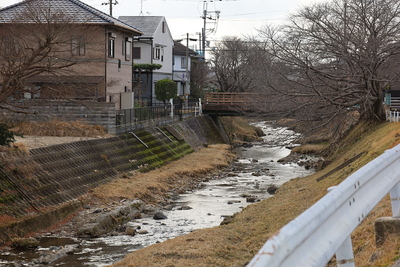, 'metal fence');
116,100,202,133
247,143,400,267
